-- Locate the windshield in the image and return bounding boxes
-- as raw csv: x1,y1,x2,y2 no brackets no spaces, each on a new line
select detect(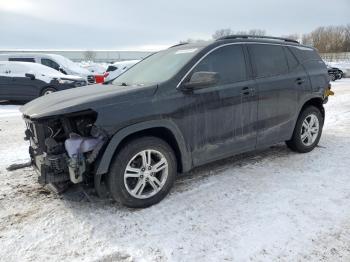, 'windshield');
112,47,202,86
